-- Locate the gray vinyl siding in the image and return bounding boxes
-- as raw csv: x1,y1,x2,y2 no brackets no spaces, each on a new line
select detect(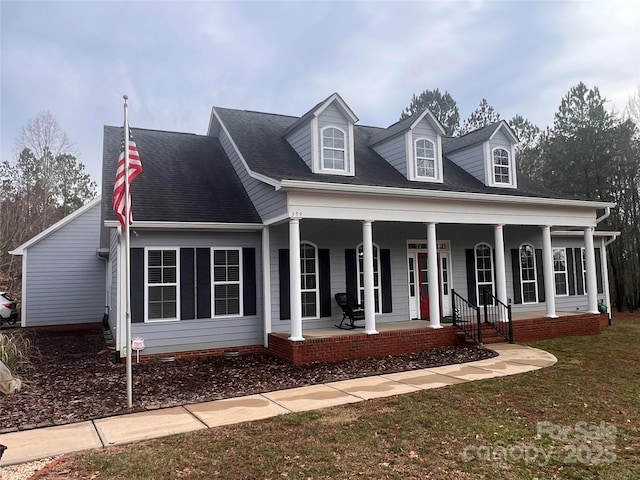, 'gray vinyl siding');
446,144,485,183
128,230,263,355
489,129,512,152
373,134,407,176
218,128,287,222
23,202,105,327
108,228,118,331
285,124,312,169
